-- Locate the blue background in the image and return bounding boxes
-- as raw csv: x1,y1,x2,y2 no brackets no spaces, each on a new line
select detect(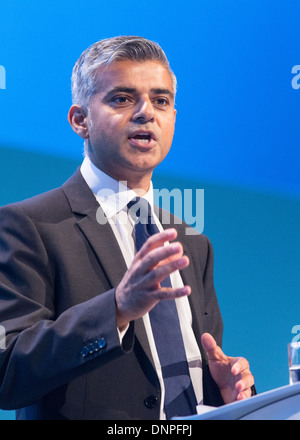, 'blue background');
0,0,299,419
